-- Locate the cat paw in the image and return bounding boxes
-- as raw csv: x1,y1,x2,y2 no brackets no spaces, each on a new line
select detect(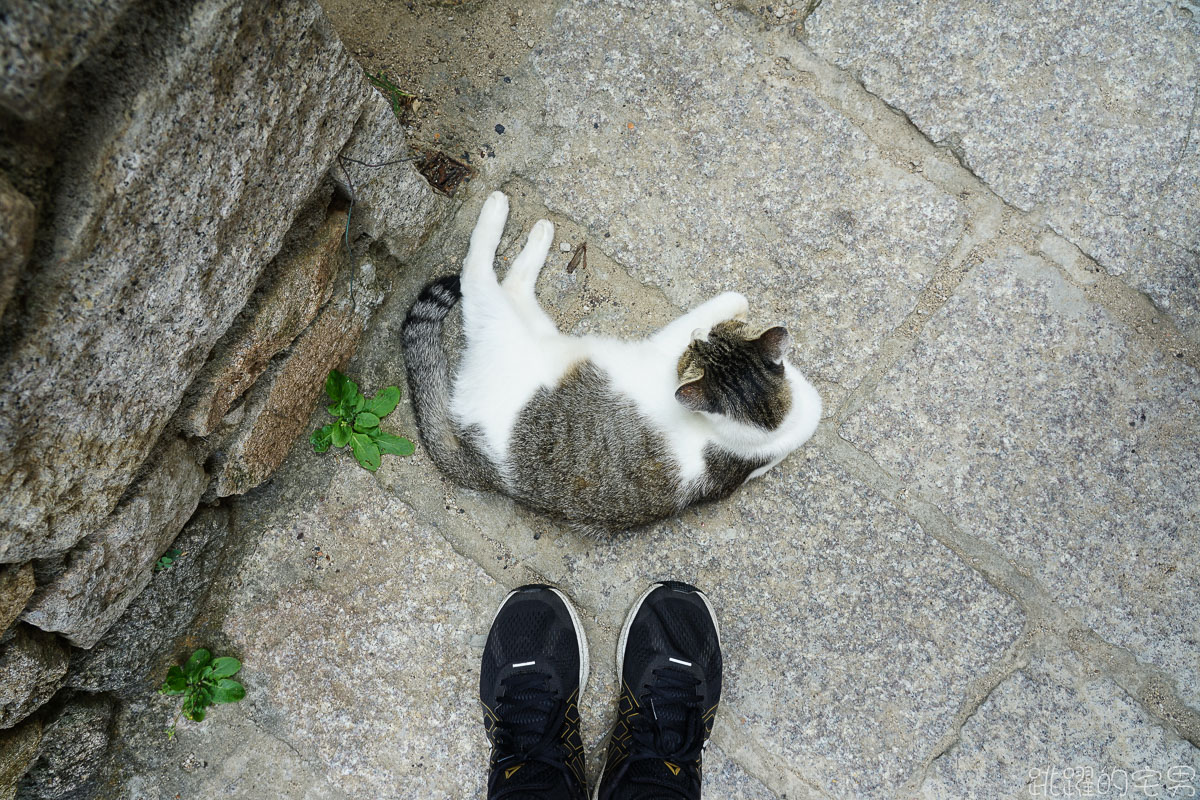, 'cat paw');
474,191,510,238
715,291,749,319
529,219,554,245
